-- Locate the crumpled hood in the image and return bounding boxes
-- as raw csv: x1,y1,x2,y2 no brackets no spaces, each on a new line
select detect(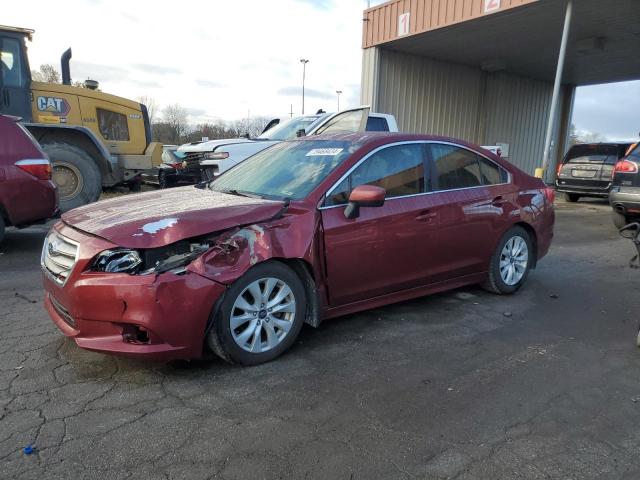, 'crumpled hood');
177,138,256,153
62,186,284,248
